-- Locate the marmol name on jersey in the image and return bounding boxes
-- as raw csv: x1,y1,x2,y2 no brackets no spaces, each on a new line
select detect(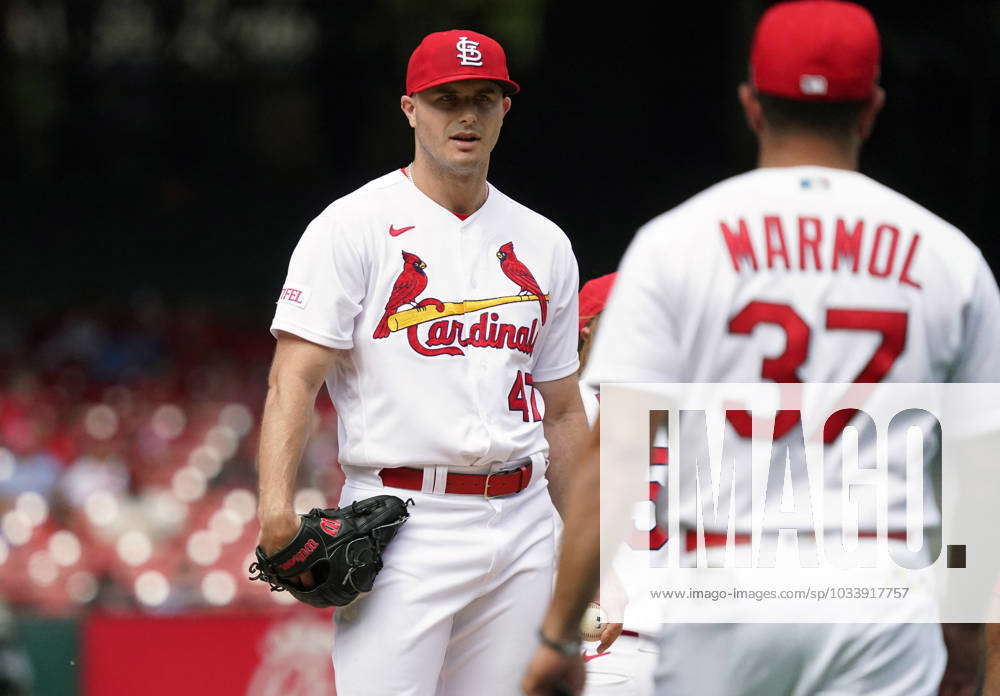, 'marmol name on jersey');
720,214,922,289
